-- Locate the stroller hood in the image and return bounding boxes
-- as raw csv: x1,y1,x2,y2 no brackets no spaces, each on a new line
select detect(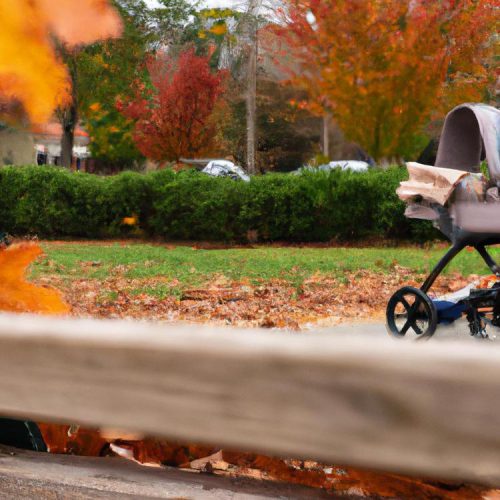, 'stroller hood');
436,103,500,180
